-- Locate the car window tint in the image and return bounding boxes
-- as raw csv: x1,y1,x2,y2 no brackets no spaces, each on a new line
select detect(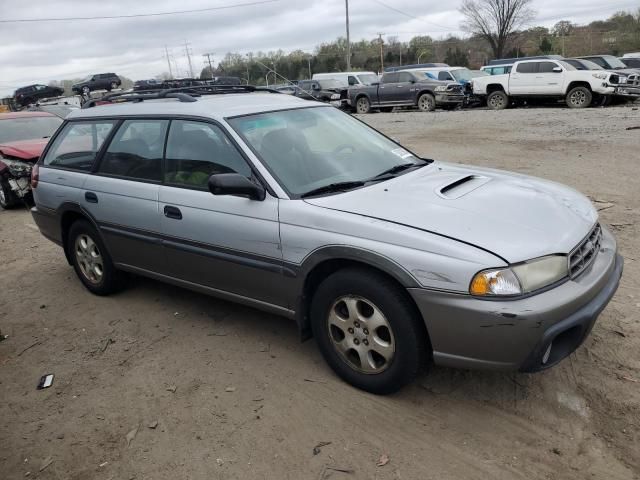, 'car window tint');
165,120,251,189
348,76,357,85
516,62,537,74
397,72,414,82
43,121,117,171
538,62,558,73
438,71,453,81
383,73,399,83
99,120,168,181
